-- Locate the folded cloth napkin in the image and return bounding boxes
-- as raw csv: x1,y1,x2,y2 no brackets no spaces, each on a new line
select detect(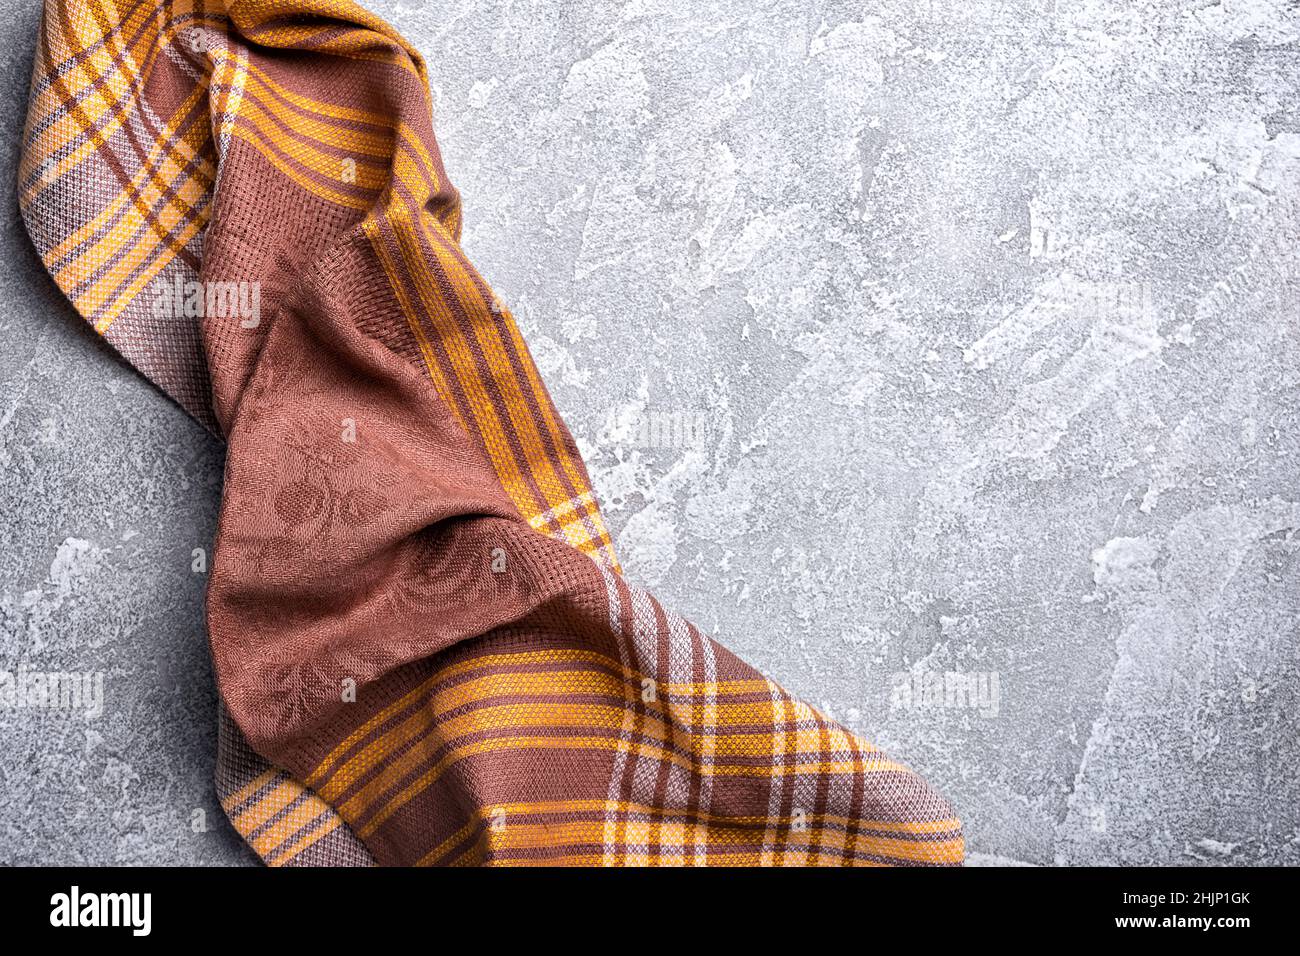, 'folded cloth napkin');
18,0,963,866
